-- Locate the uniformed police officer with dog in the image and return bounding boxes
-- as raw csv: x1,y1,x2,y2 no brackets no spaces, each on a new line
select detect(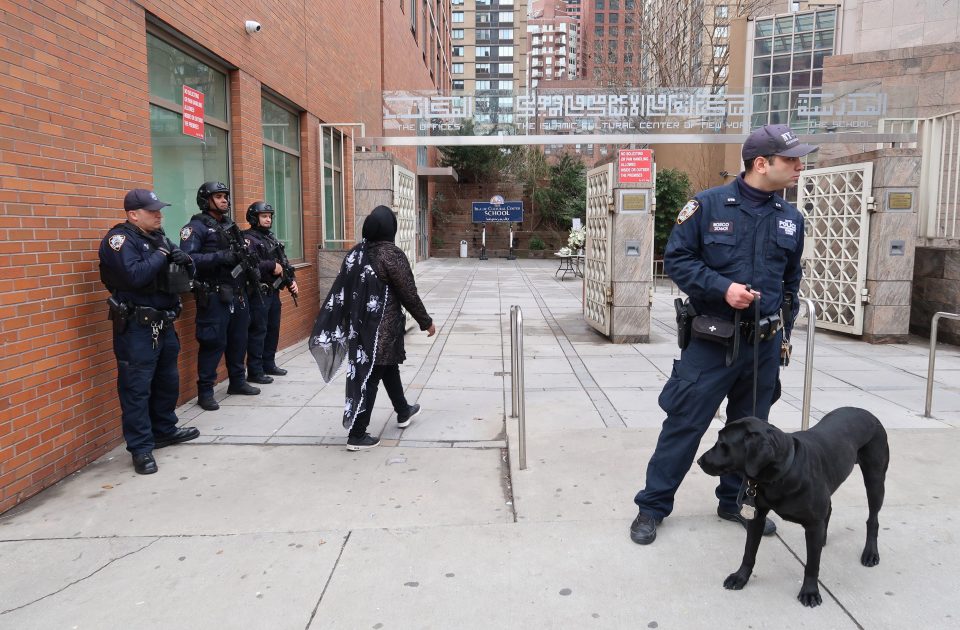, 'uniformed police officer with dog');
243,201,299,384
180,181,262,411
99,188,200,475
630,124,816,545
